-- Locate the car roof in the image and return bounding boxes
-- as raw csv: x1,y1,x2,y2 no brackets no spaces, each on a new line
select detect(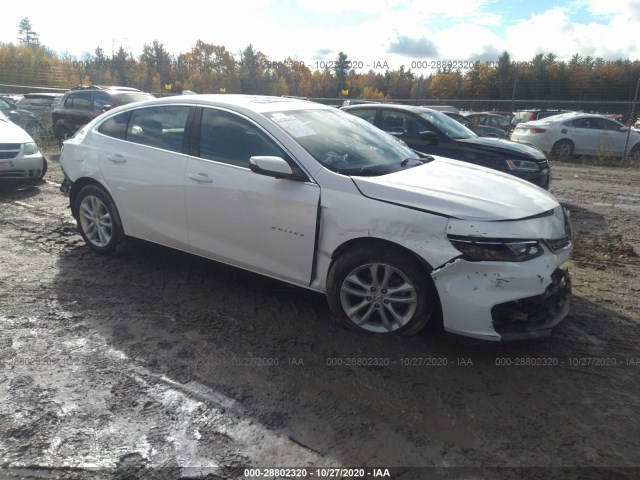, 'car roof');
108,94,331,114
22,93,63,98
523,111,610,125
344,103,433,114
